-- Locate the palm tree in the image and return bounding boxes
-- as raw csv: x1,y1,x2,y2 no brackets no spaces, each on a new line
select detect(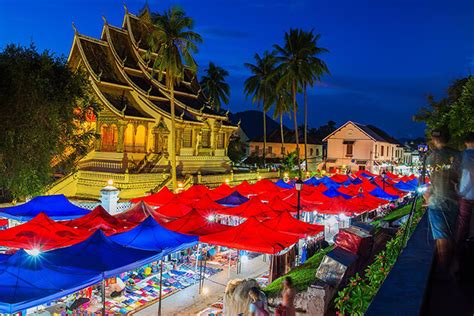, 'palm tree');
272,79,292,159
301,30,329,172
244,51,276,166
274,29,319,177
200,62,230,112
146,6,202,191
